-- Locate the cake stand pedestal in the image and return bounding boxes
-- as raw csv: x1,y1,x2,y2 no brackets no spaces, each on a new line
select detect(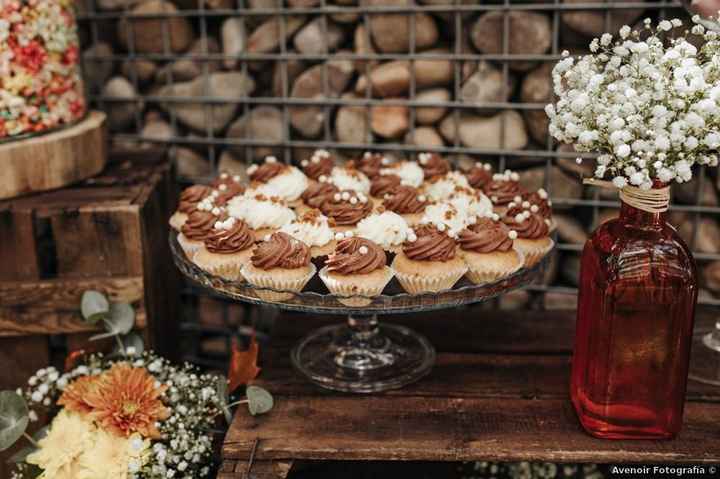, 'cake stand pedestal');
0,111,107,199
171,233,552,393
